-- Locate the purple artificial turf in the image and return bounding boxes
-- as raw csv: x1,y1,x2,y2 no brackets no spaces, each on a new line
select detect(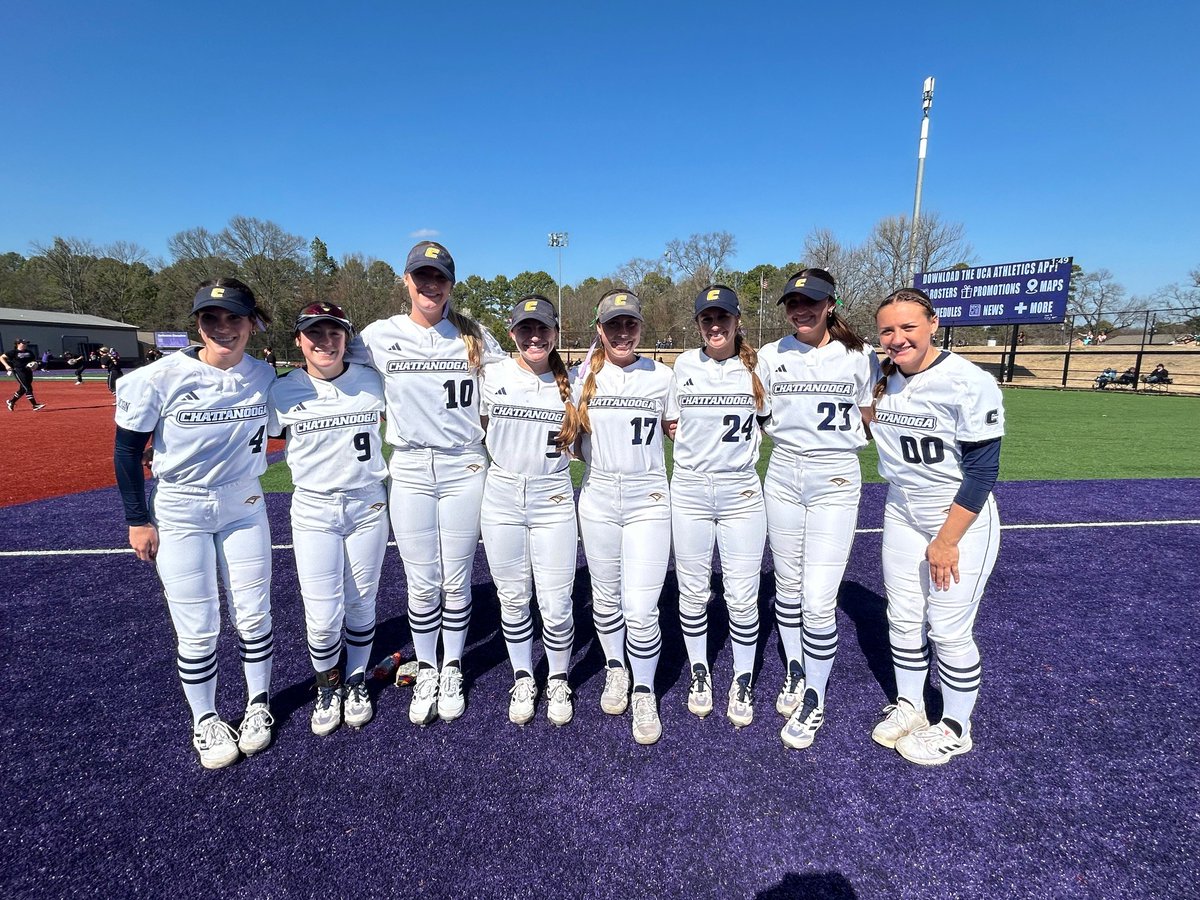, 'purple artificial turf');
0,480,1196,897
